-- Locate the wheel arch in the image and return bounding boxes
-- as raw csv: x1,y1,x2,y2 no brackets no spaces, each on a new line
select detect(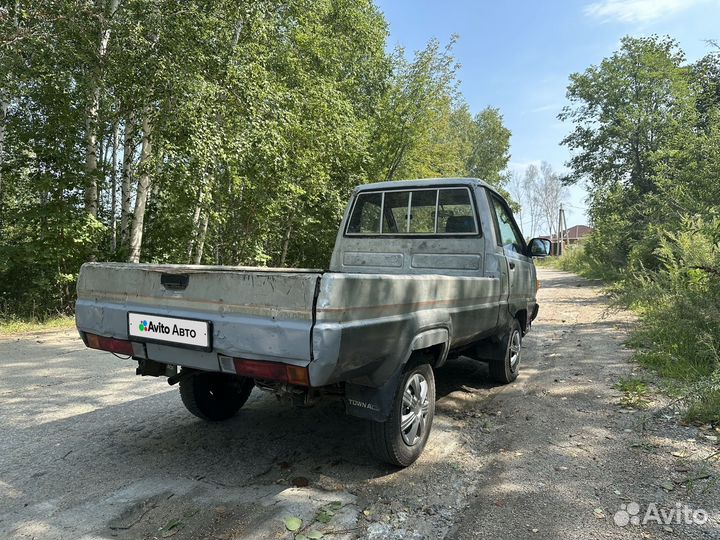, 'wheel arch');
404,326,450,368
